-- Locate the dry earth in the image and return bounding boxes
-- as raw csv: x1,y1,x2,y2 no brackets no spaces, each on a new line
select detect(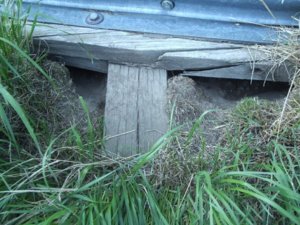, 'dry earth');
67,67,288,163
